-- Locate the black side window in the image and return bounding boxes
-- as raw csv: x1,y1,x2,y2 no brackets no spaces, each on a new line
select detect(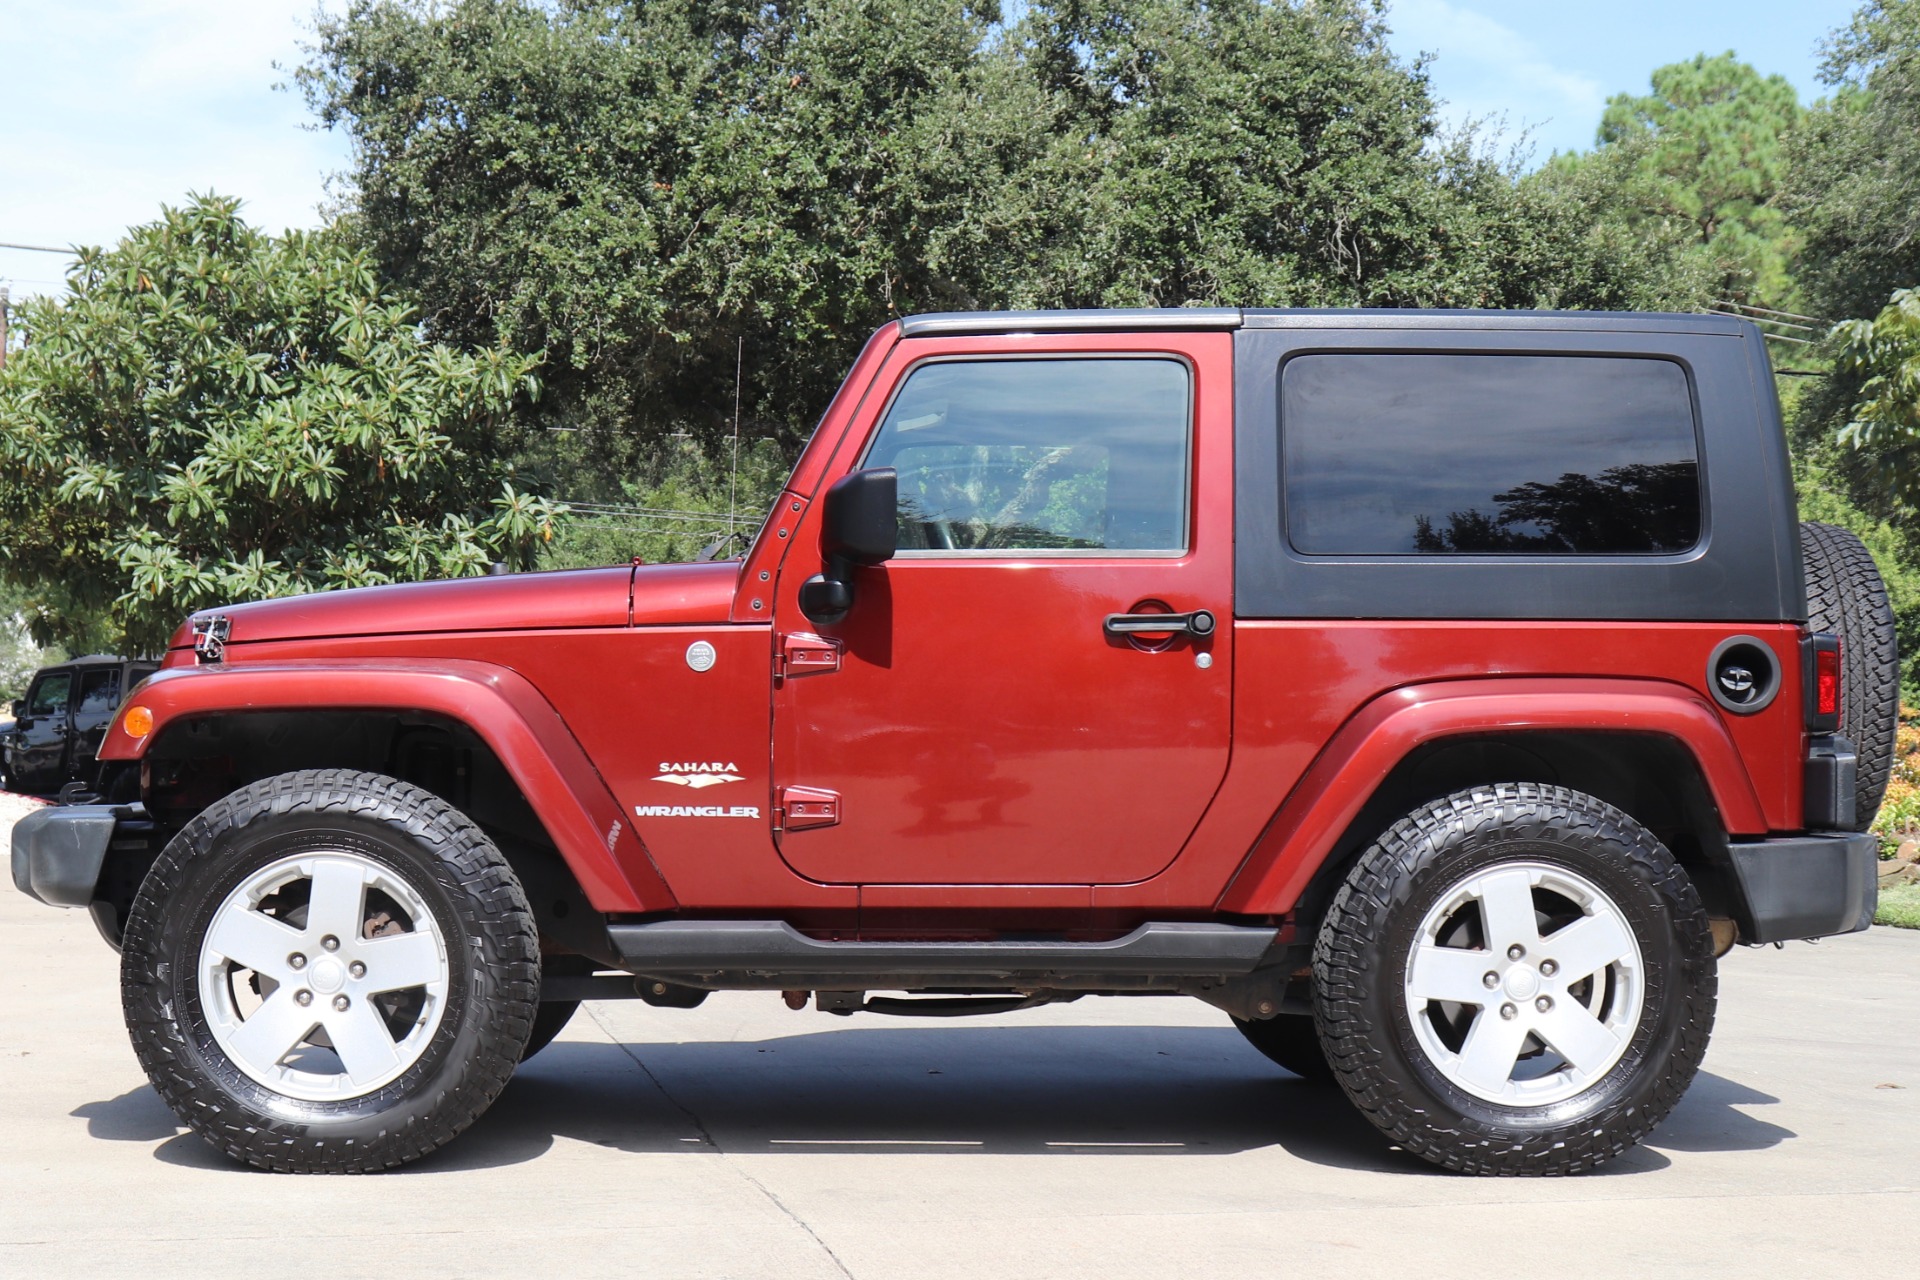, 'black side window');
1283,354,1701,555
863,358,1191,553
26,673,72,718
77,669,121,716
